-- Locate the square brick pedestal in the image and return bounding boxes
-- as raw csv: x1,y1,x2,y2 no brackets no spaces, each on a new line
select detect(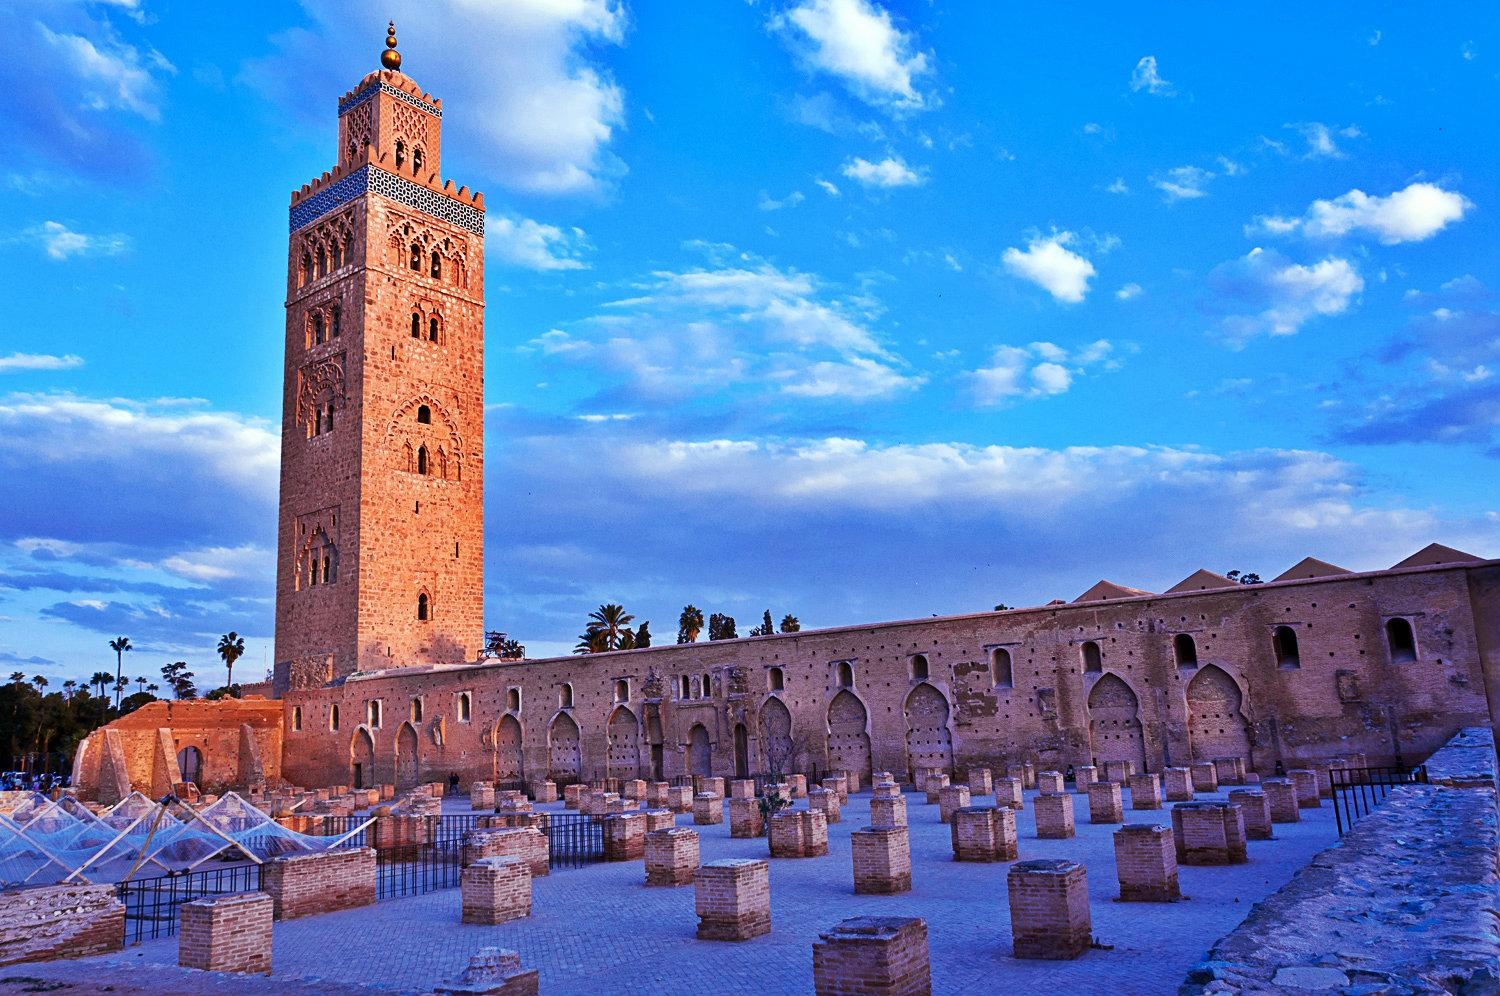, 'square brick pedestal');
645,809,677,832
852,826,912,894
695,859,771,941
666,786,694,814
603,813,646,861
1087,781,1124,824
1102,760,1132,784
730,779,756,800
937,784,970,823
769,810,829,858
461,827,549,878
967,768,993,796
811,787,843,824
729,797,764,838
813,917,931,996
1074,766,1097,794
1163,767,1194,802
1262,778,1301,823
179,892,272,974
1228,789,1273,840
1033,791,1075,839
1112,825,1181,902
1190,762,1219,793
1289,769,1321,808
1036,771,1065,795
461,857,532,925
1129,773,1163,810
693,793,724,826
263,848,376,920
871,795,907,829
995,777,1025,811
923,775,949,806
1007,860,1091,960
1214,757,1247,785
645,827,700,886
1171,802,1248,865
951,806,1018,861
